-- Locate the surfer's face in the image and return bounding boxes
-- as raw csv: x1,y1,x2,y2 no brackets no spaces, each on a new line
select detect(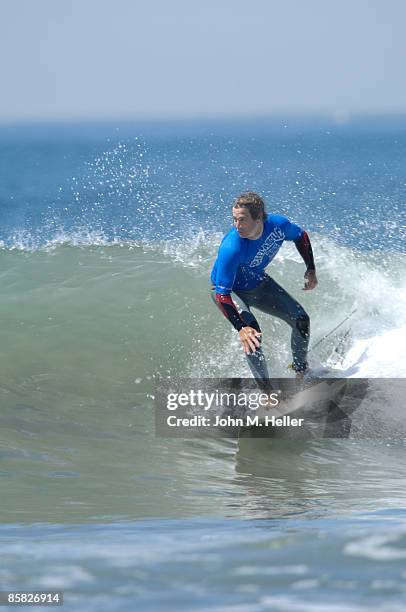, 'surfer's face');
232,207,263,239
